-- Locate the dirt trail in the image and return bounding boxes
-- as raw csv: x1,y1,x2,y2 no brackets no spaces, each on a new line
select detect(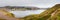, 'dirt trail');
47,9,59,20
